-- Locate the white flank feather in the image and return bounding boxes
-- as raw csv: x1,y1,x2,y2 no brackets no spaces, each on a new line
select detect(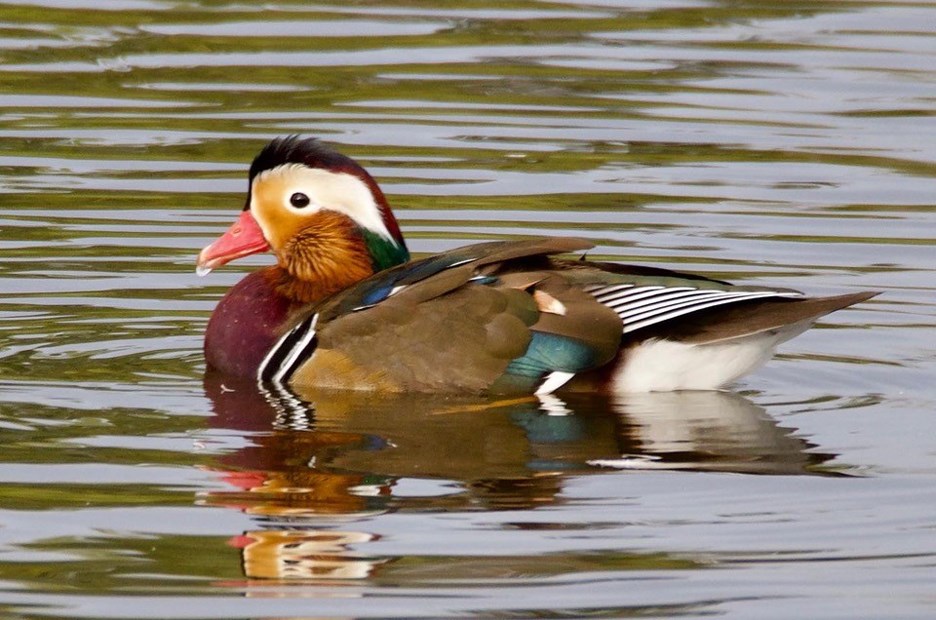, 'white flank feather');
612,321,811,392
